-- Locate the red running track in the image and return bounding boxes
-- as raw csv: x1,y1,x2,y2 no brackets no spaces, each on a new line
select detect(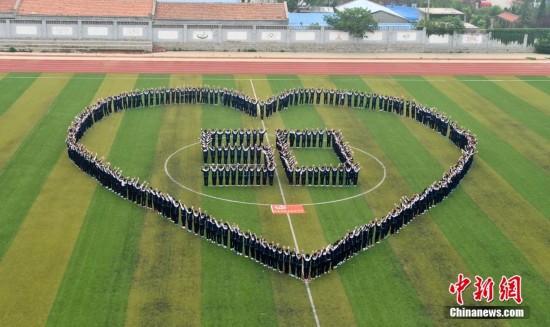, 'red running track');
1,59,550,75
